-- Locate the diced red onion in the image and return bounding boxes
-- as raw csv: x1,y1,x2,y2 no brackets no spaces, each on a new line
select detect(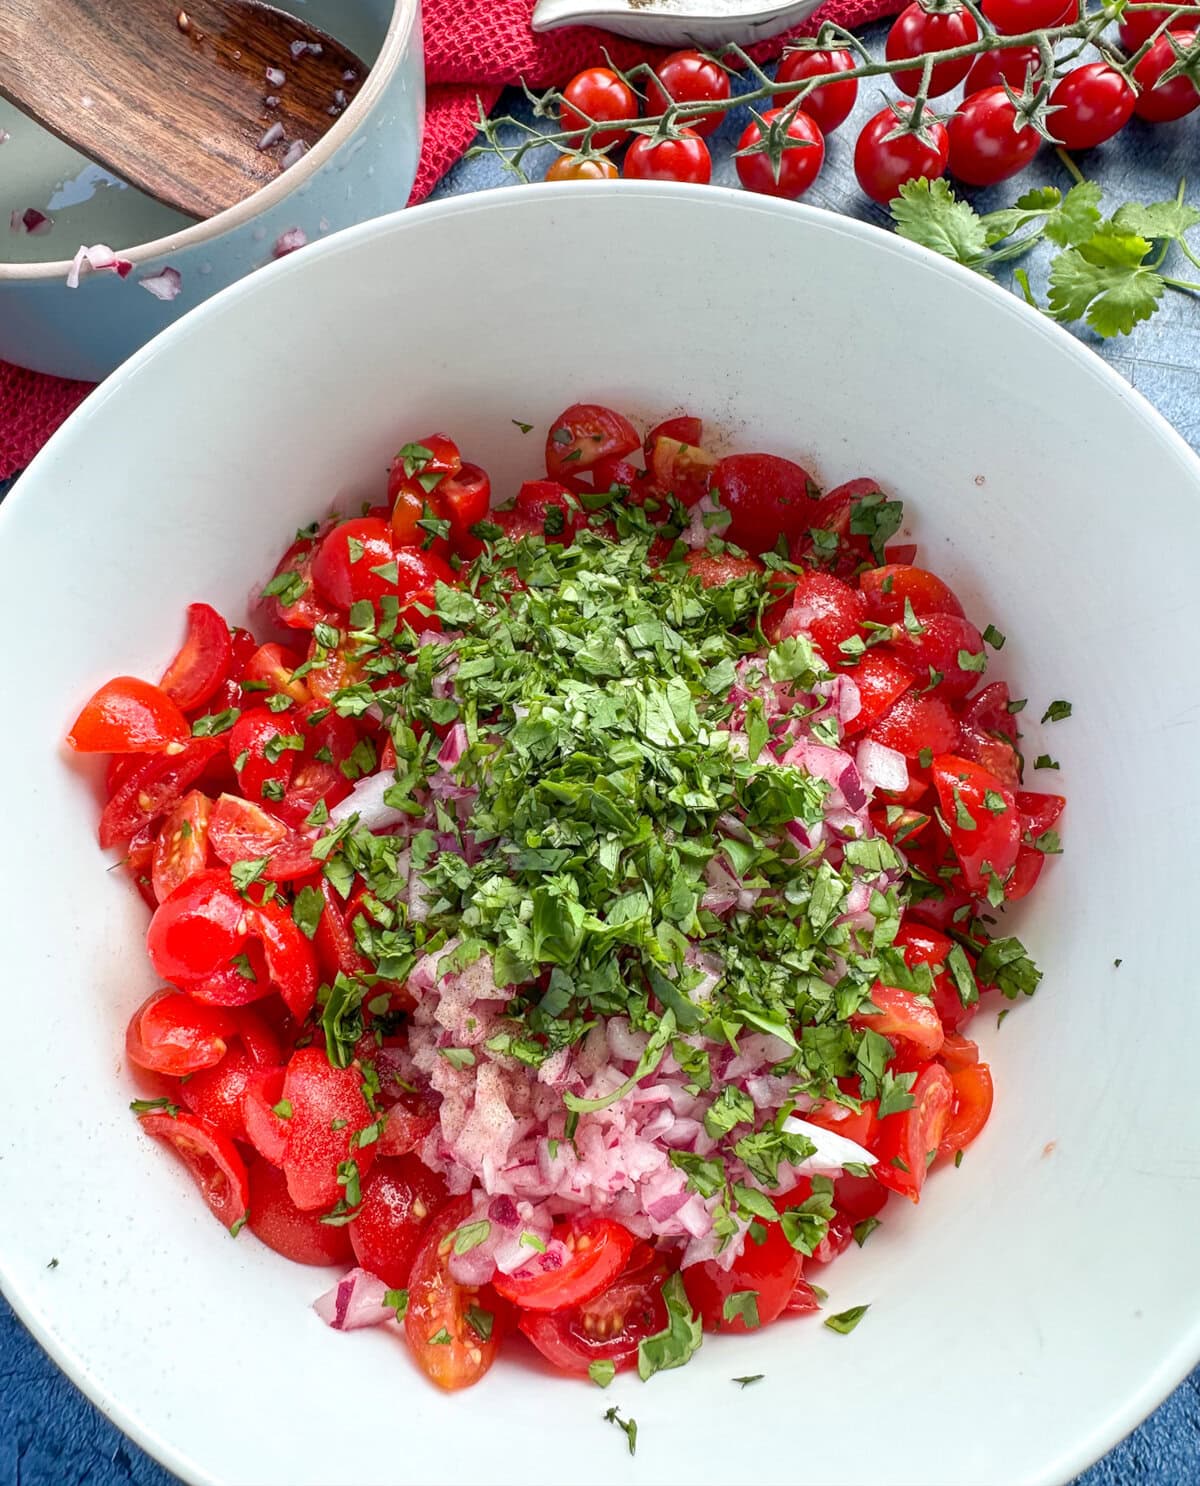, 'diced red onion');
290,37,323,57
281,139,308,170
838,761,867,812
257,121,284,150
273,226,307,258
343,68,357,81
65,243,133,288
265,65,286,86
139,266,182,301
264,94,280,109
313,1268,393,1331
437,722,468,770
856,738,909,795
10,208,52,236
606,1017,649,1065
